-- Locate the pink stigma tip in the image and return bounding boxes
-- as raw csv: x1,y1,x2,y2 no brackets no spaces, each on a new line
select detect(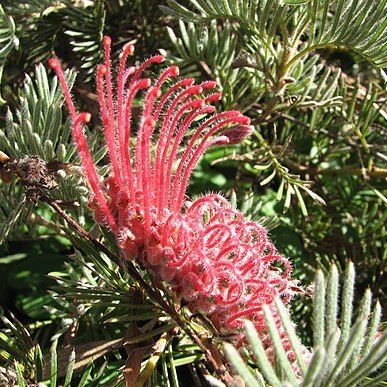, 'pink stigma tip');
144,116,156,127
98,65,107,75
48,58,60,69
240,116,251,125
103,36,112,46
181,78,195,87
192,99,205,108
206,93,222,102
204,106,216,113
190,86,203,94
122,43,135,56
127,66,136,76
170,66,180,77
139,78,152,88
202,81,217,89
153,55,165,64
79,112,91,123
149,87,161,97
